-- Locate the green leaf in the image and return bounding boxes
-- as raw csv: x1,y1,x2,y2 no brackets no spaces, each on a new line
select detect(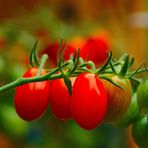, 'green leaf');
29,40,39,67
128,63,144,78
57,38,64,63
63,75,72,96
109,60,117,74
69,48,80,75
96,51,112,75
128,57,135,67
119,54,129,76
100,75,125,90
